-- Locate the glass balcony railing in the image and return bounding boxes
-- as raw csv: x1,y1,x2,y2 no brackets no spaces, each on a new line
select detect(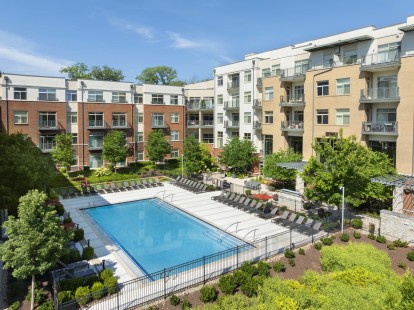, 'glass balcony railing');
361,51,401,67
281,65,309,80
88,120,104,128
39,120,57,129
362,121,398,134
112,120,127,127
88,141,104,150
280,94,305,106
187,120,200,127
281,121,304,131
227,81,240,90
224,120,239,128
224,101,240,109
39,142,56,151
201,120,214,126
151,120,167,128
360,87,399,102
